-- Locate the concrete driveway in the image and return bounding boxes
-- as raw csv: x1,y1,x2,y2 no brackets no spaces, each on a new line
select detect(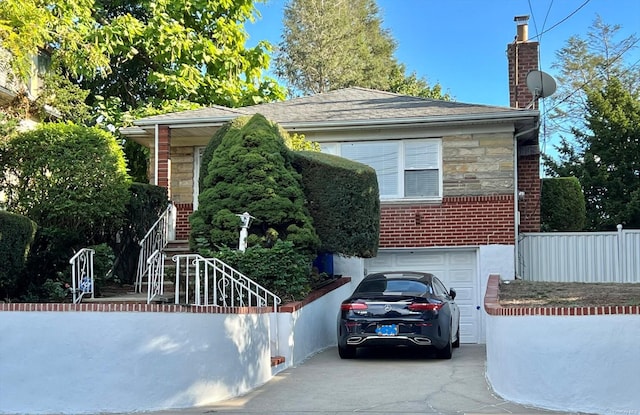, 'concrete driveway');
146,345,587,415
